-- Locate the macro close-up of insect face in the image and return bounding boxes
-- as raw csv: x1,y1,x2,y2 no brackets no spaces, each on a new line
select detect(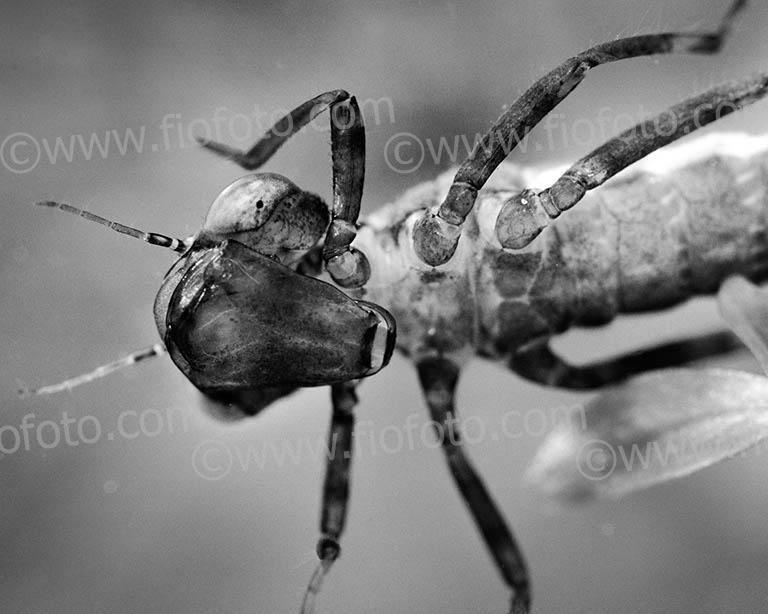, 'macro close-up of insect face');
6,1,768,613
154,170,396,419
